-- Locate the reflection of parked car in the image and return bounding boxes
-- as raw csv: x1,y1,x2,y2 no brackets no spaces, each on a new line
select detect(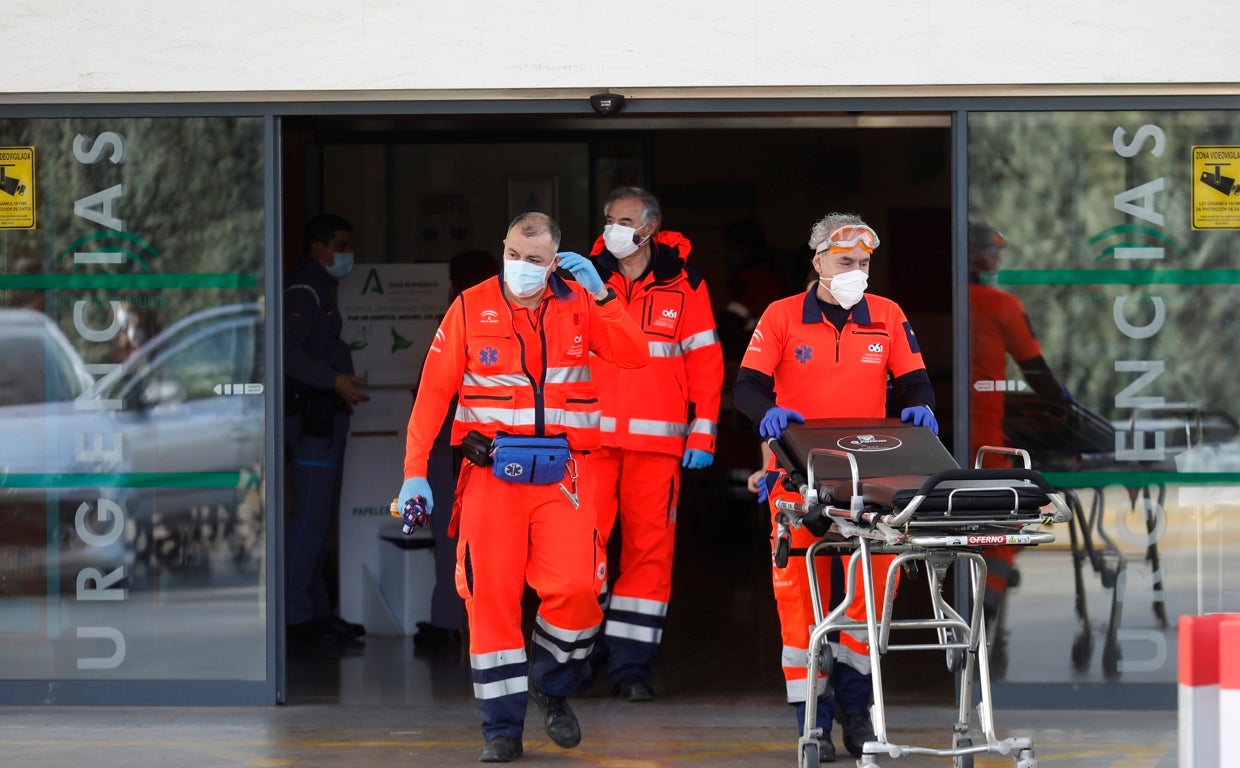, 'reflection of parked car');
0,309,95,406
0,303,265,594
